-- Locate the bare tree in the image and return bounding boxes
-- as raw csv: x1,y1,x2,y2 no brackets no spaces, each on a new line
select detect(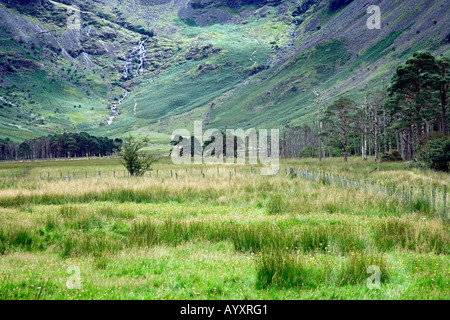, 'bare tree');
313,88,325,161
